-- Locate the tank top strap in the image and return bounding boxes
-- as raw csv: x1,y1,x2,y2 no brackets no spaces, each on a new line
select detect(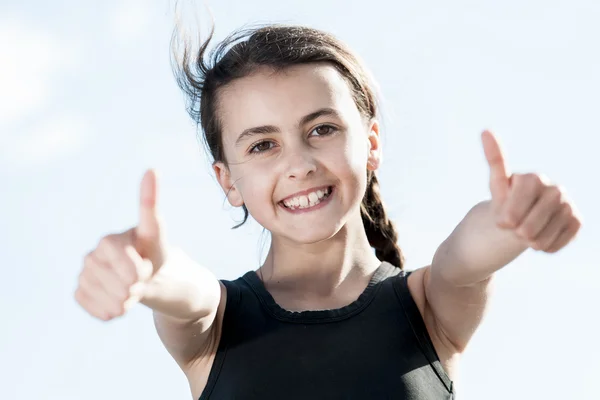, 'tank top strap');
392,270,454,395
